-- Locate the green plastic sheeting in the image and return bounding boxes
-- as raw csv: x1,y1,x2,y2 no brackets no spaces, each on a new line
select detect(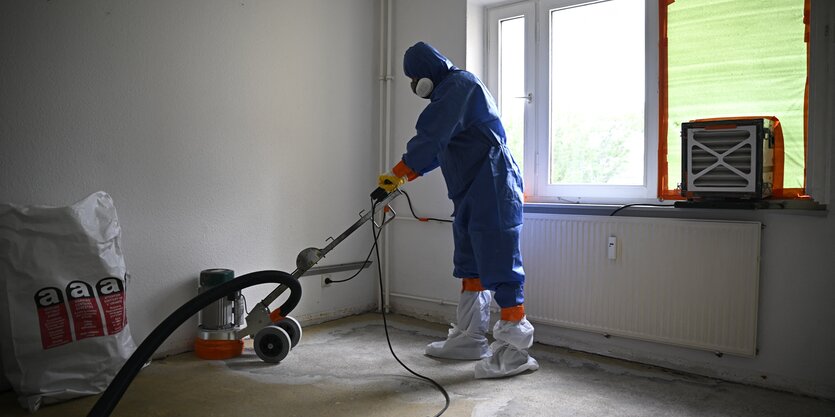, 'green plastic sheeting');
666,0,806,191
